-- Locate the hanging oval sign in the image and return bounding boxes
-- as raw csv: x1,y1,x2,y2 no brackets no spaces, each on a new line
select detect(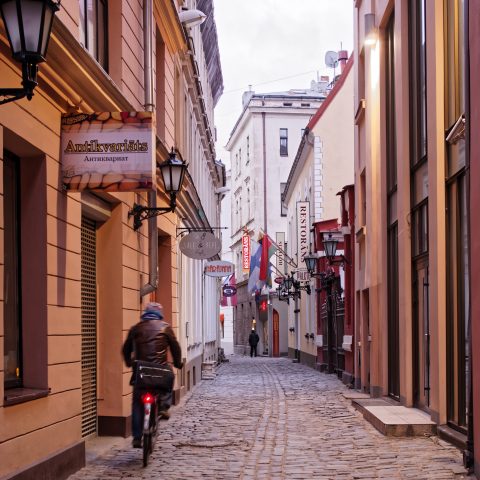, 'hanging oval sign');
223,285,237,297
274,276,284,285
179,232,222,260
204,260,235,277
